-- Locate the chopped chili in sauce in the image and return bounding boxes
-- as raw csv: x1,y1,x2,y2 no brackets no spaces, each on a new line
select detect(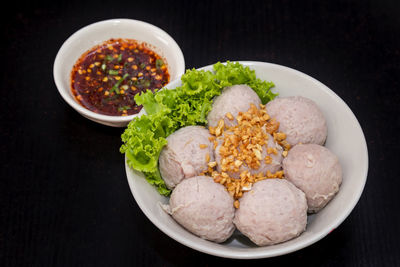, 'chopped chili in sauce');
71,38,170,116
